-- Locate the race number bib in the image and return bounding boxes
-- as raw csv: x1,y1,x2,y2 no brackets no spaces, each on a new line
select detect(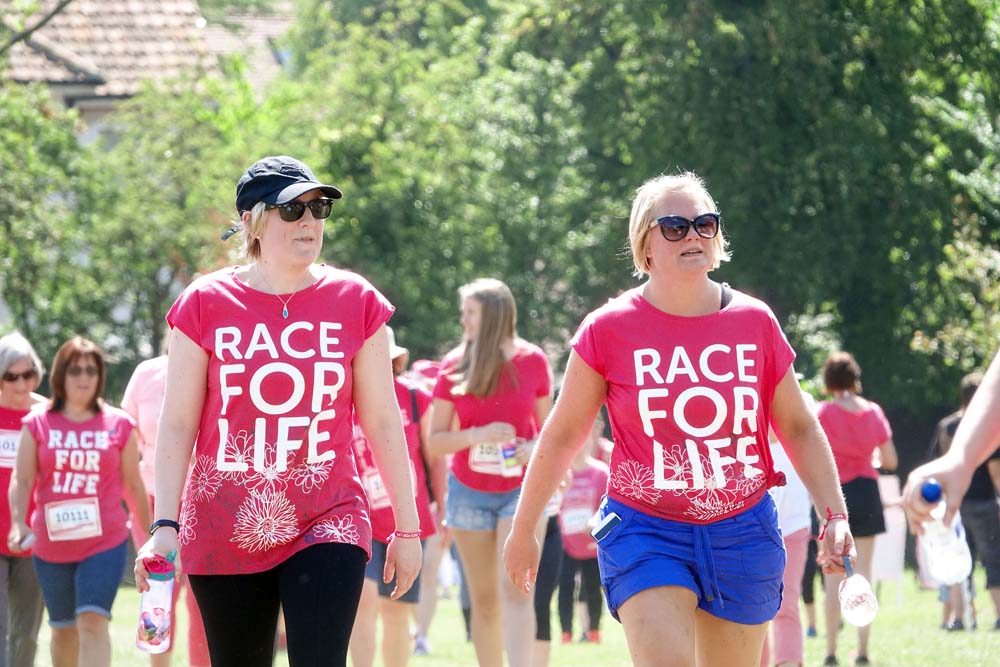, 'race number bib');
0,429,19,469
469,441,523,477
362,469,391,510
469,442,503,475
561,508,595,535
44,498,103,542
